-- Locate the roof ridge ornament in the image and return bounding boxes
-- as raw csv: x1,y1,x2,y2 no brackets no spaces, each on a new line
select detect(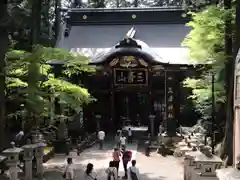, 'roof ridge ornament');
116,27,141,49
125,27,136,39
